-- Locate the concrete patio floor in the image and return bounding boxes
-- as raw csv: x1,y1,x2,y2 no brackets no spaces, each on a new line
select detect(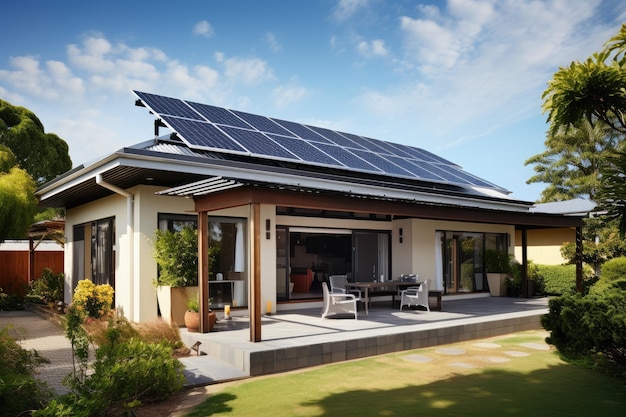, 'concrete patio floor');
179,294,550,386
